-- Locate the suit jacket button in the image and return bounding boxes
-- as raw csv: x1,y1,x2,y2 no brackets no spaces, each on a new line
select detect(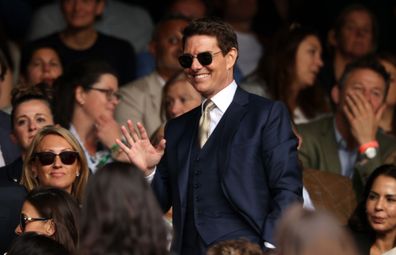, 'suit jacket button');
194,183,200,189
